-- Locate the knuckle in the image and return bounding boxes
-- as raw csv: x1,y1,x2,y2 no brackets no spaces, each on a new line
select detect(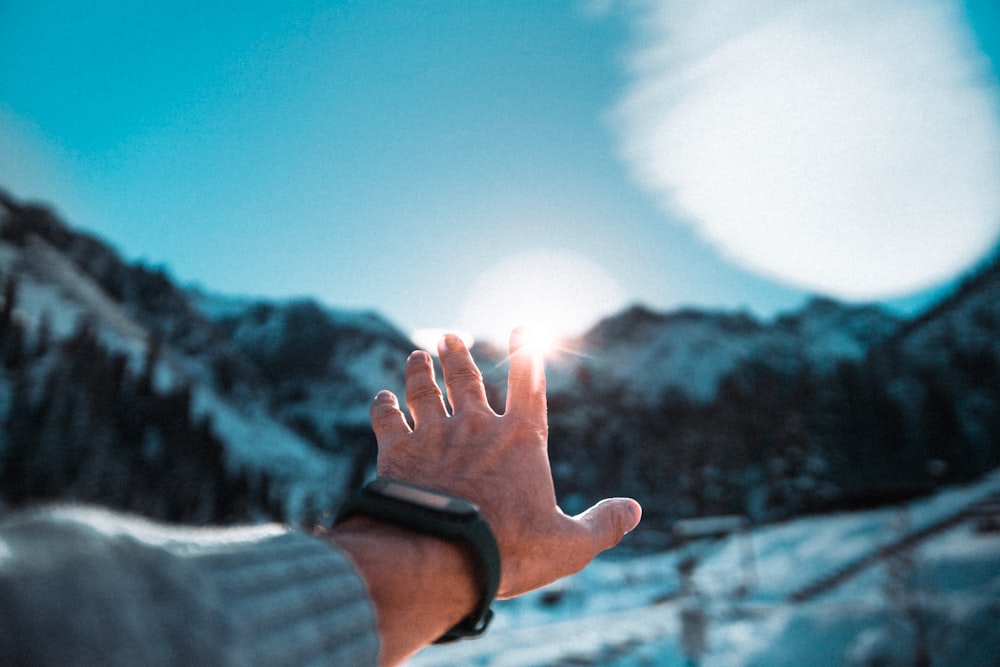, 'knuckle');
372,408,399,430
509,367,545,393
507,414,547,441
461,408,498,431
369,397,393,417
446,364,483,388
408,382,443,403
